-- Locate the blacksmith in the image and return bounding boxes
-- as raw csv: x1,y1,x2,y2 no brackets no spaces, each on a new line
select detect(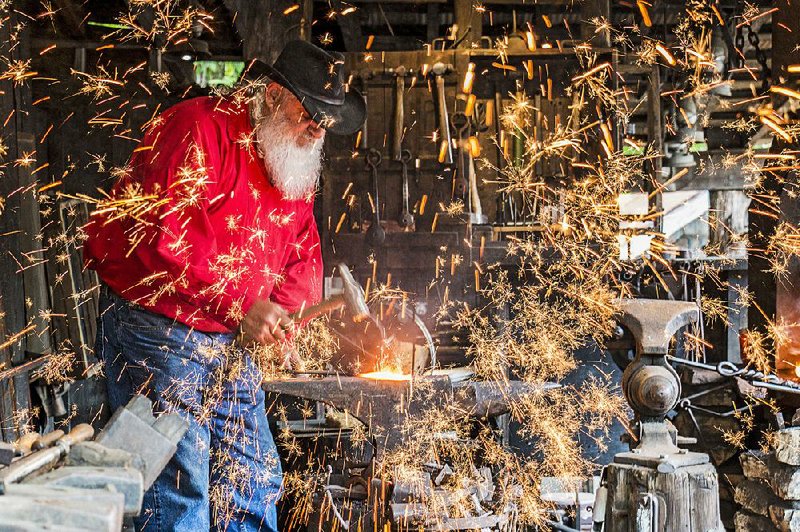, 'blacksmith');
84,40,365,531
